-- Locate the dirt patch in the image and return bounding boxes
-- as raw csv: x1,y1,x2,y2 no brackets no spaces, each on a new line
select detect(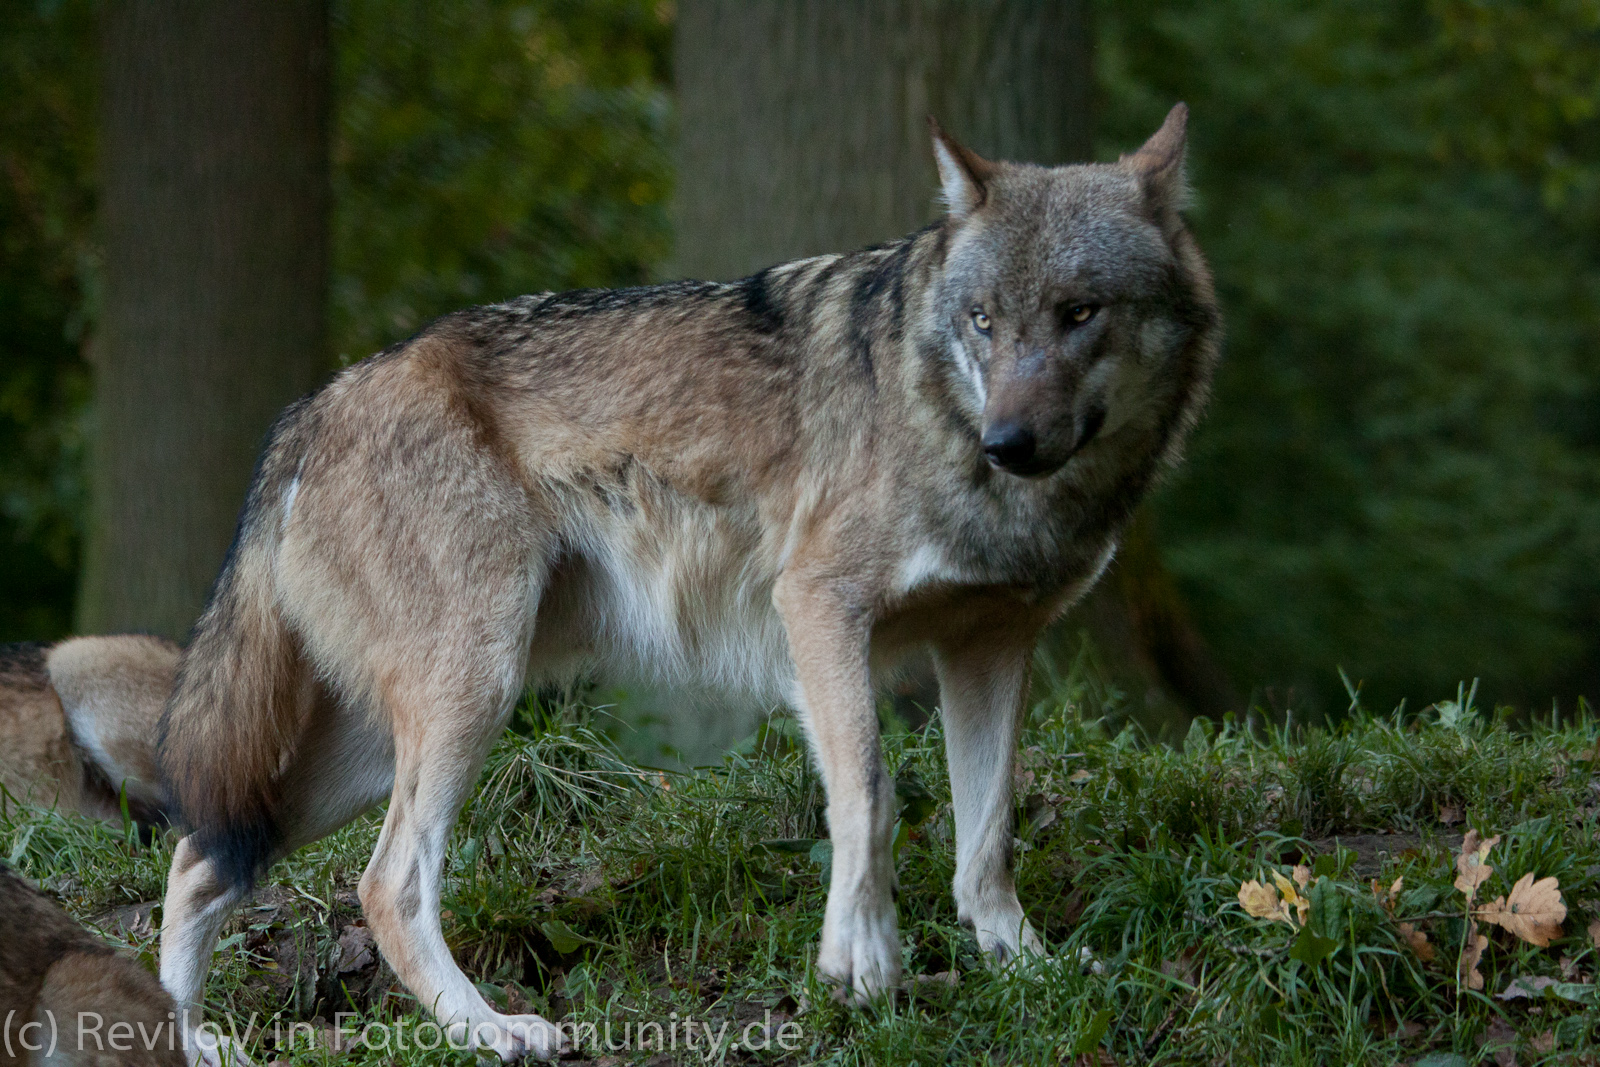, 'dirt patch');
1303,831,1465,878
